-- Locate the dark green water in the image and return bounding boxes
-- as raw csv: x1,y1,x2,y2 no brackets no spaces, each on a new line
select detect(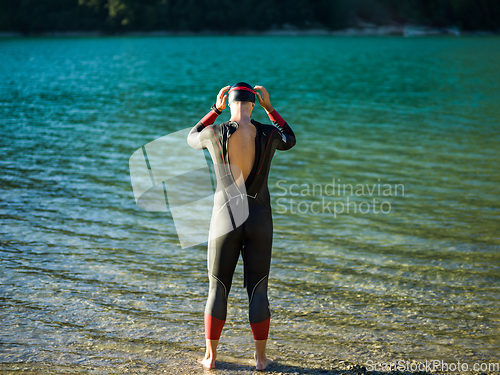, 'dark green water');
1,36,499,373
